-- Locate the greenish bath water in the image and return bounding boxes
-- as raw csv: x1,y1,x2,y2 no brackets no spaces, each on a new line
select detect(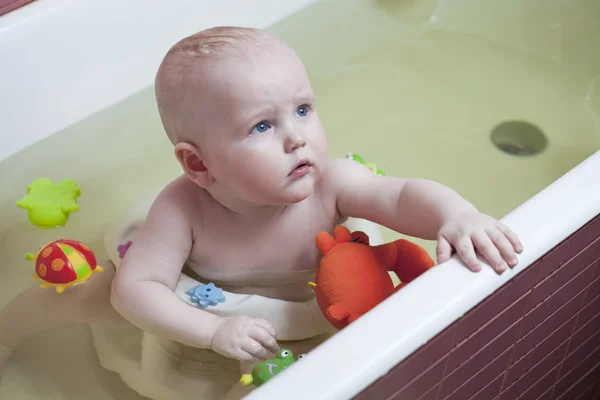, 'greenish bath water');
1,0,599,398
